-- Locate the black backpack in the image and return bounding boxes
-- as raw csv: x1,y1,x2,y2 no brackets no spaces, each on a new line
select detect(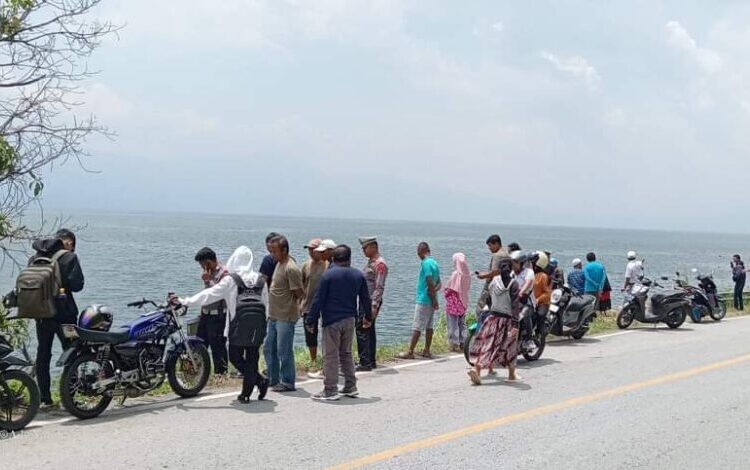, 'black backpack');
228,274,267,348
